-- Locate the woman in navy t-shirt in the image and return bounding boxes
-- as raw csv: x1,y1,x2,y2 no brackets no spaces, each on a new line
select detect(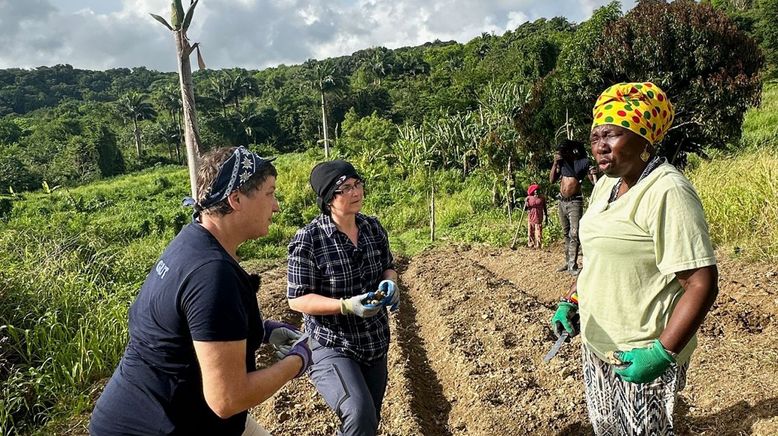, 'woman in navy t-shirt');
90,147,312,435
